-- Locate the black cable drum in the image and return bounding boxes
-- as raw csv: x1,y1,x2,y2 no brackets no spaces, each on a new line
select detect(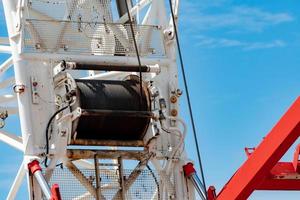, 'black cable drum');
72,76,151,142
